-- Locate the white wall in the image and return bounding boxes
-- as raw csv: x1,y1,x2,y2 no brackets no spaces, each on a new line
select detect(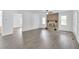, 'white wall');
58,11,73,32
73,10,79,43
32,14,41,29
22,11,43,32
73,11,77,35
77,11,79,41
0,11,2,27
0,11,2,33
